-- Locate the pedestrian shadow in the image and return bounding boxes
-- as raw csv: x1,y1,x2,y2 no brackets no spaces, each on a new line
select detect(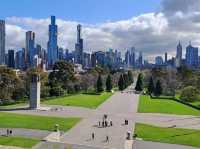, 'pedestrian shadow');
85,138,92,142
